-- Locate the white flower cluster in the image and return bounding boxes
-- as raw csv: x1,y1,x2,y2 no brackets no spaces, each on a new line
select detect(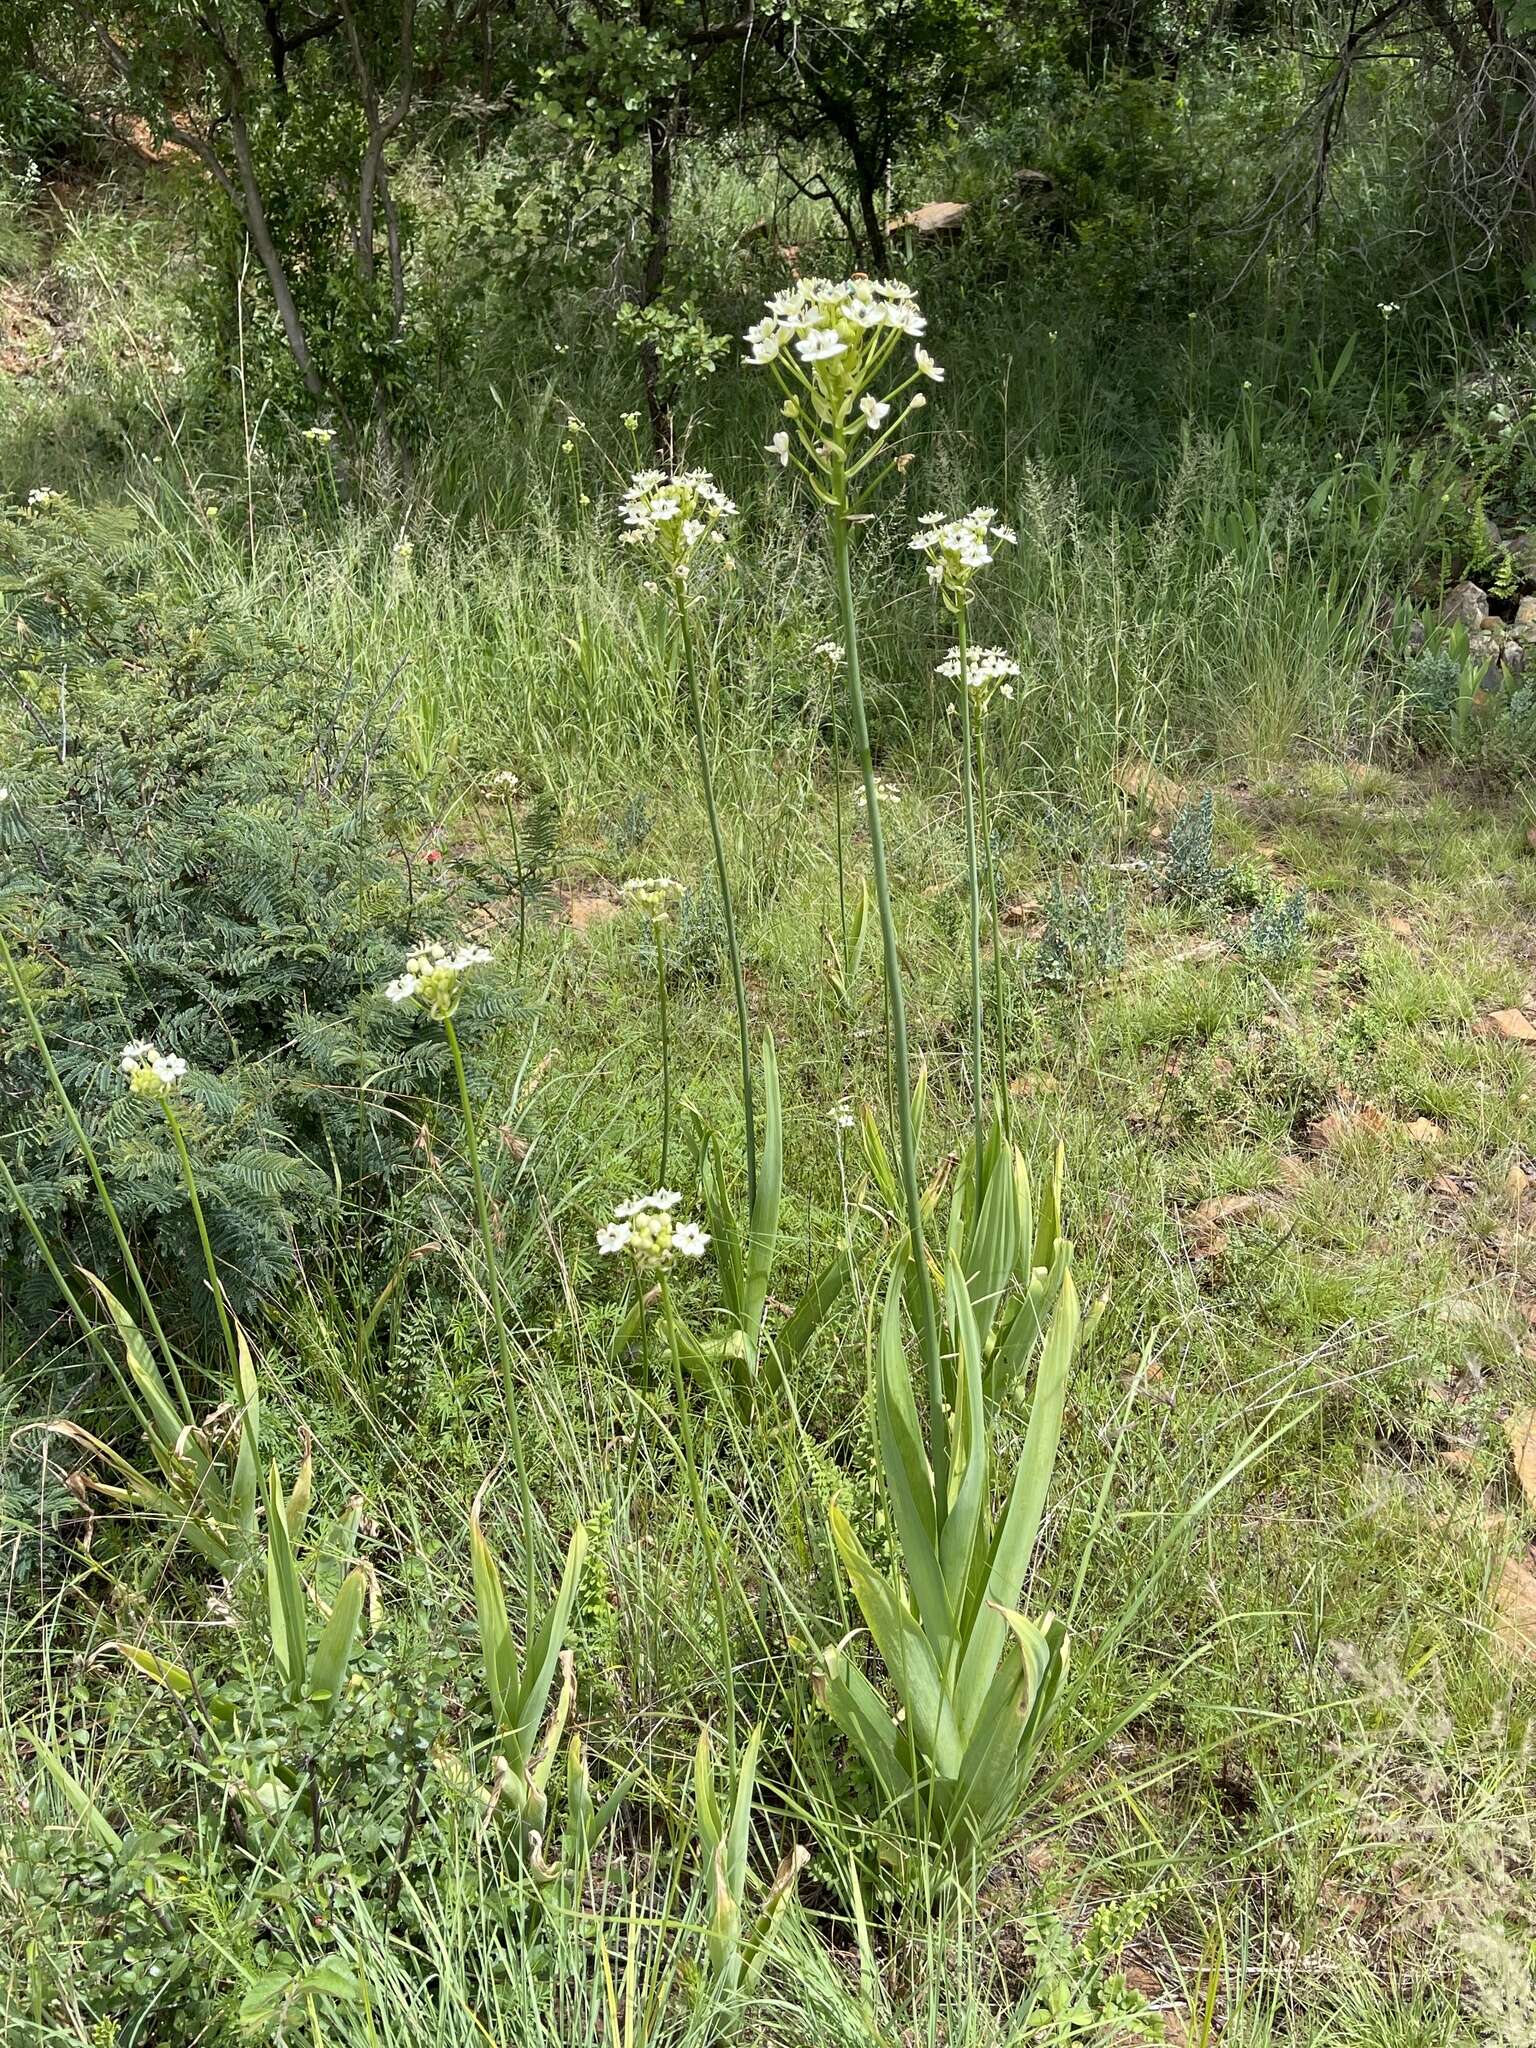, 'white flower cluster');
597,1188,710,1271
385,938,492,1021
909,507,1017,607
302,426,335,446
936,645,1020,707
489,770,521,793
746,279,942,475
621,876,683,921
619,469,736,580
25,487,62,514
121,1040,186,1100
